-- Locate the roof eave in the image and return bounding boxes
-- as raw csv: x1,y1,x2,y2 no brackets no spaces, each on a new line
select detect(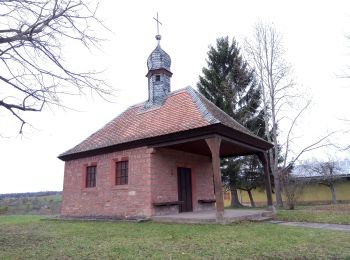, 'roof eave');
58,123,273,161
216,124,273,150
